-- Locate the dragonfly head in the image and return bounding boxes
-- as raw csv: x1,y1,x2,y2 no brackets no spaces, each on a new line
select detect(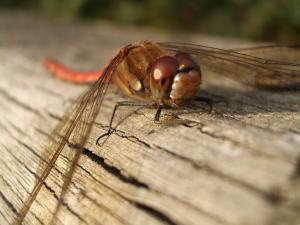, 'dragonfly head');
150,52,201,106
